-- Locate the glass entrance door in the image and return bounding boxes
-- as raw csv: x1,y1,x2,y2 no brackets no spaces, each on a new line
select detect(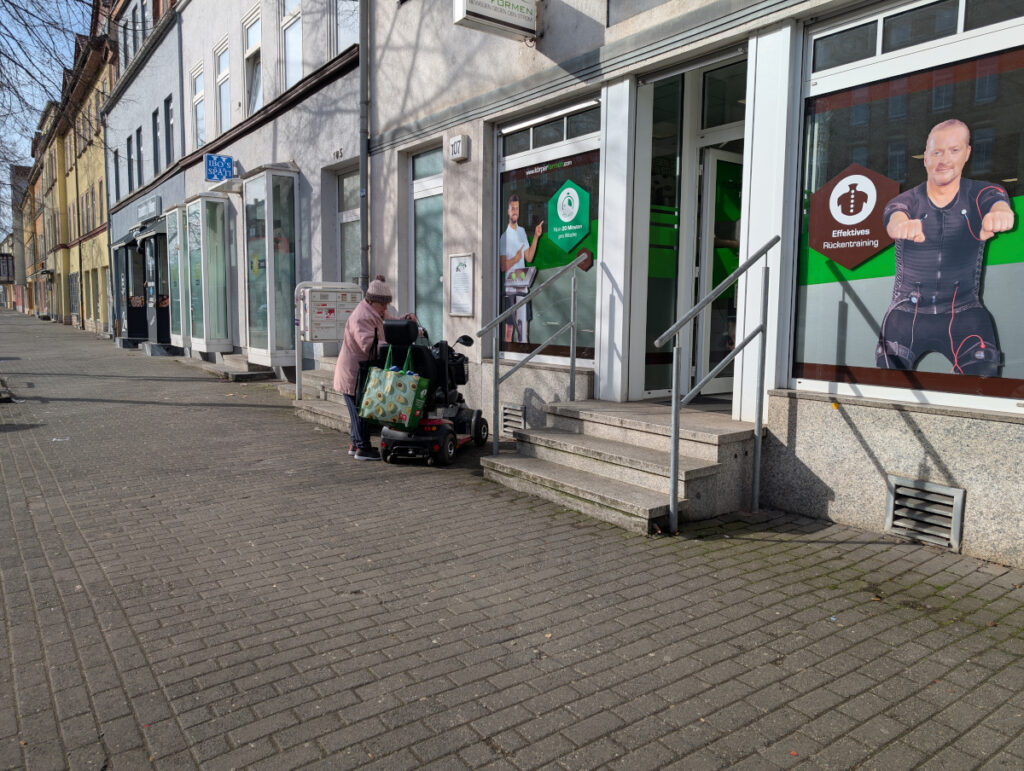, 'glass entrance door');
696,149,743,394
630,57,747,400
